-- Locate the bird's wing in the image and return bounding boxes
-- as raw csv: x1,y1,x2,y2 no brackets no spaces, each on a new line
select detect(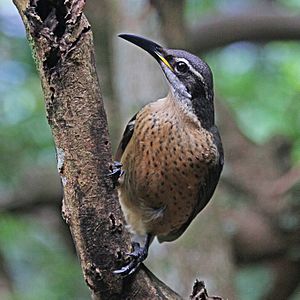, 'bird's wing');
158,126,224,243
115,113,137,161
